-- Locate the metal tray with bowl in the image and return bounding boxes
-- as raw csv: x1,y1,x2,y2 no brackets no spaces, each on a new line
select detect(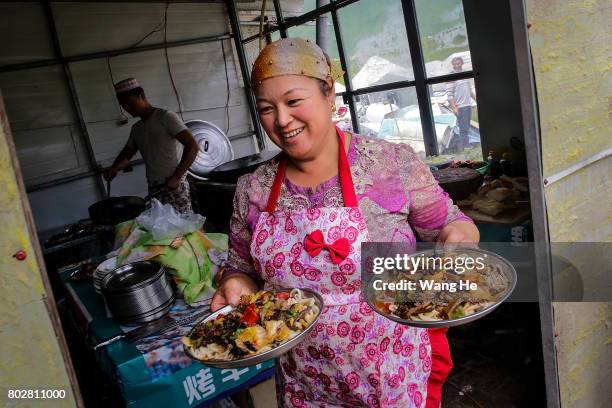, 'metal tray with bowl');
364,248,517,328
183,288,324,368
